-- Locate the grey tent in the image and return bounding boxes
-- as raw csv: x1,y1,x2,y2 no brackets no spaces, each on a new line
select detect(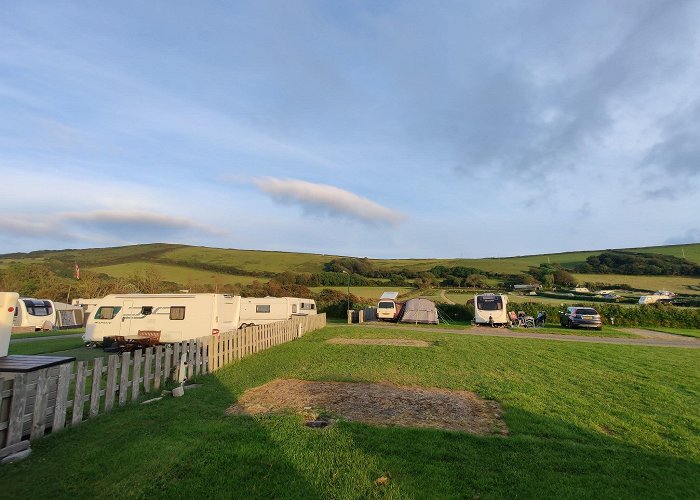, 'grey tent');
399,298,439,324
